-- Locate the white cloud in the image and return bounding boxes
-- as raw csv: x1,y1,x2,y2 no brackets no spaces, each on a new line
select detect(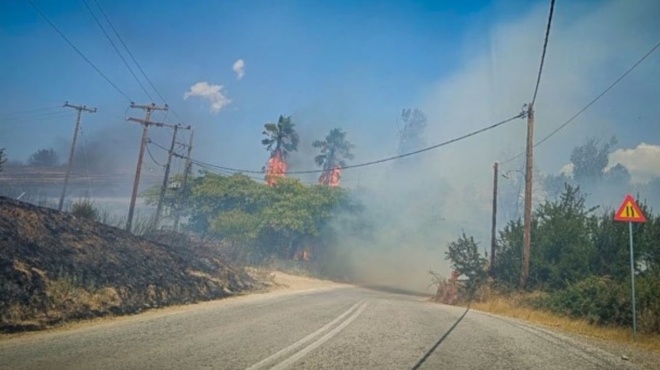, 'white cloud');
183,82,231,114
608,143,660,183
232,59,245,80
